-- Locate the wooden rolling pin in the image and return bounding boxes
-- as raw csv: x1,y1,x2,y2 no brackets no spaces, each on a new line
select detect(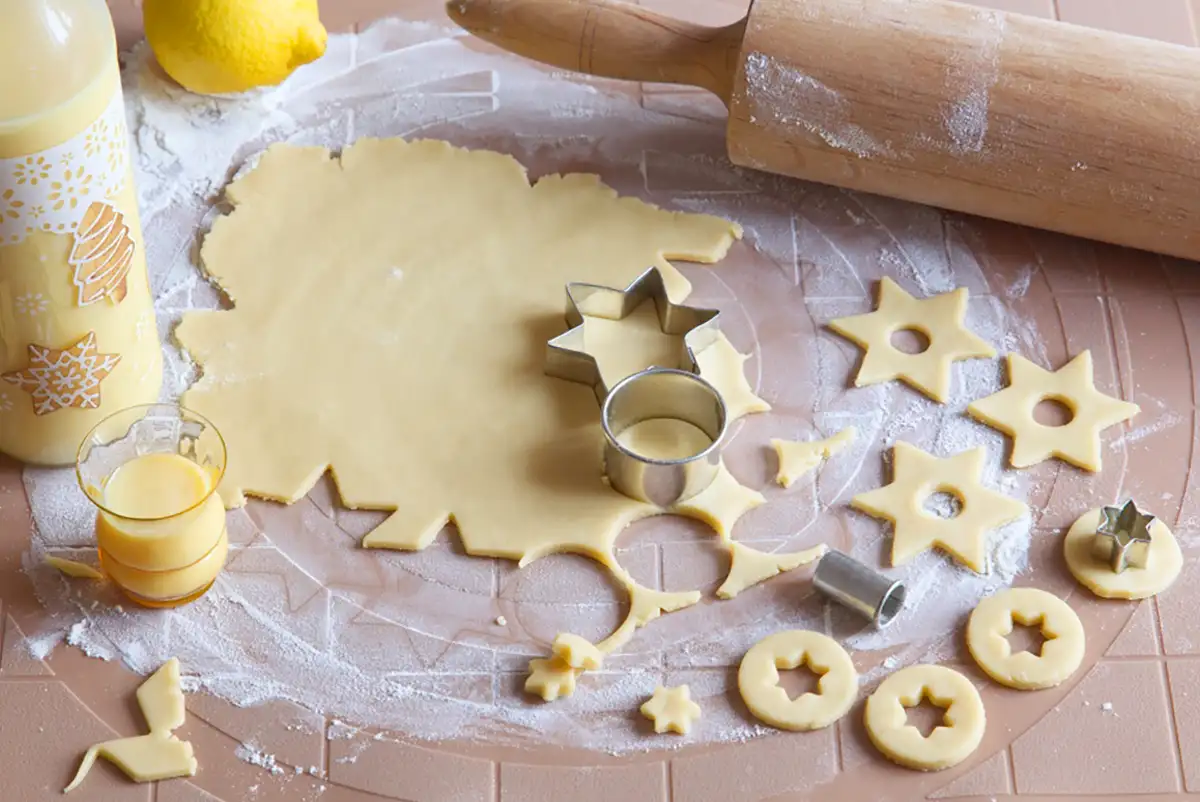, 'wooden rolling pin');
449,0,1200,261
